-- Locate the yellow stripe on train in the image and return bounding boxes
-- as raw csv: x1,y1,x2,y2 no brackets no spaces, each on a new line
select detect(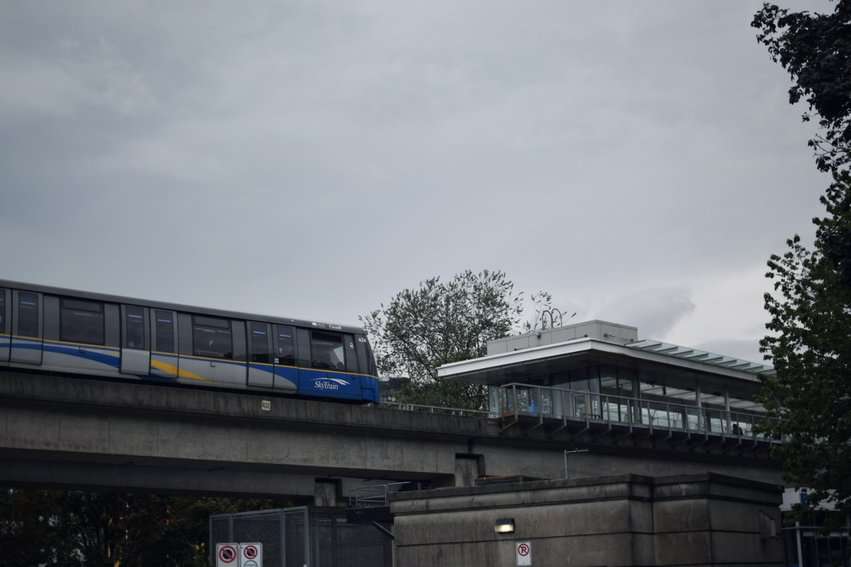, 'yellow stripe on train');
150,358,207,381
